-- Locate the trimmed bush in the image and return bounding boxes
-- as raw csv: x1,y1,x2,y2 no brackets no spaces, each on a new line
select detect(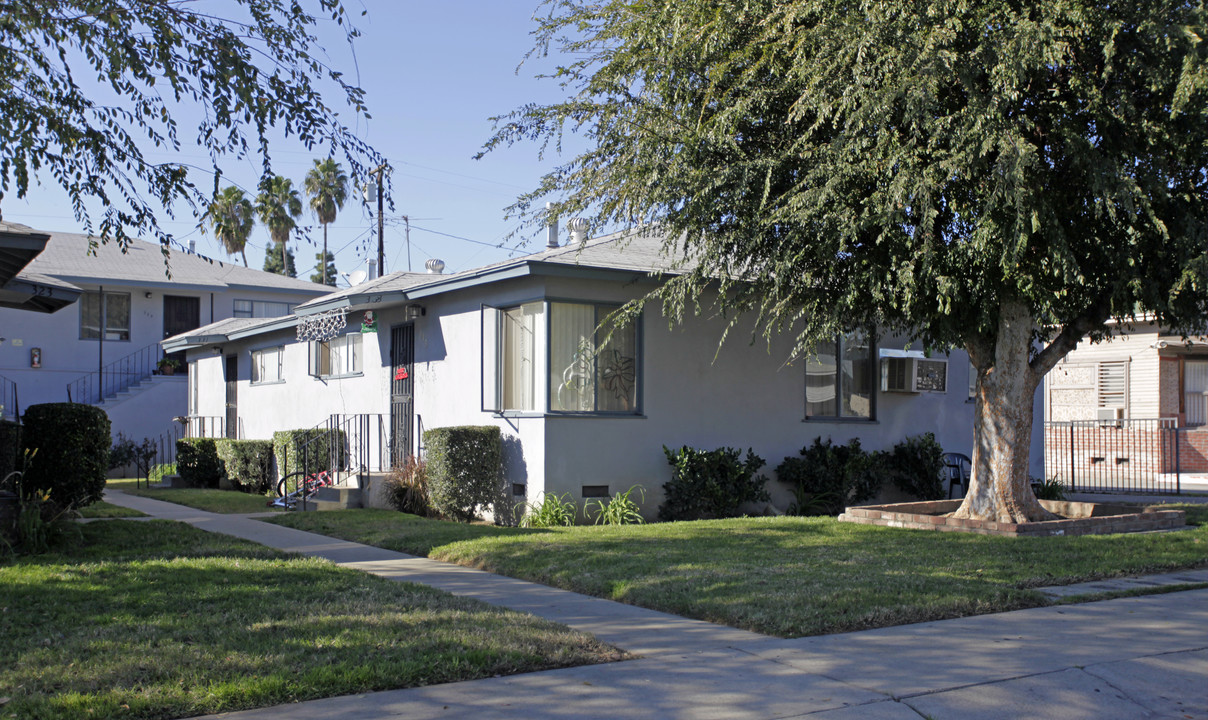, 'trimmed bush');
885,433,946,500
176,438,223,488
659,446,770,521
214,439,275,494
423,425,502,522
21,403,110,507
0,420,20,483
272,428,345,479
777,437,881,517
